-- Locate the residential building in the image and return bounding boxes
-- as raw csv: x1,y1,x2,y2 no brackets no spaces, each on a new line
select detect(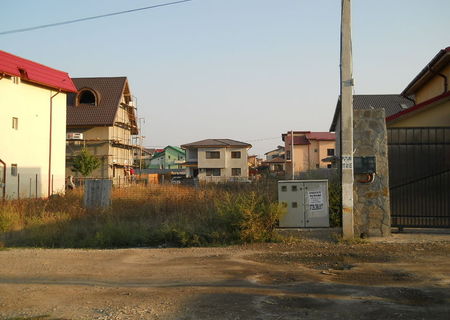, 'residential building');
134,147,157,169
247,155,262,168
0,50,77,199
264,145,285,161
388,47,450,127
66,77,139,183
149,146,186,169
261,157,286,176
329,94,415,155
330,47,450,147
282,131,336,178
181,139,252,182
329,47,450,230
